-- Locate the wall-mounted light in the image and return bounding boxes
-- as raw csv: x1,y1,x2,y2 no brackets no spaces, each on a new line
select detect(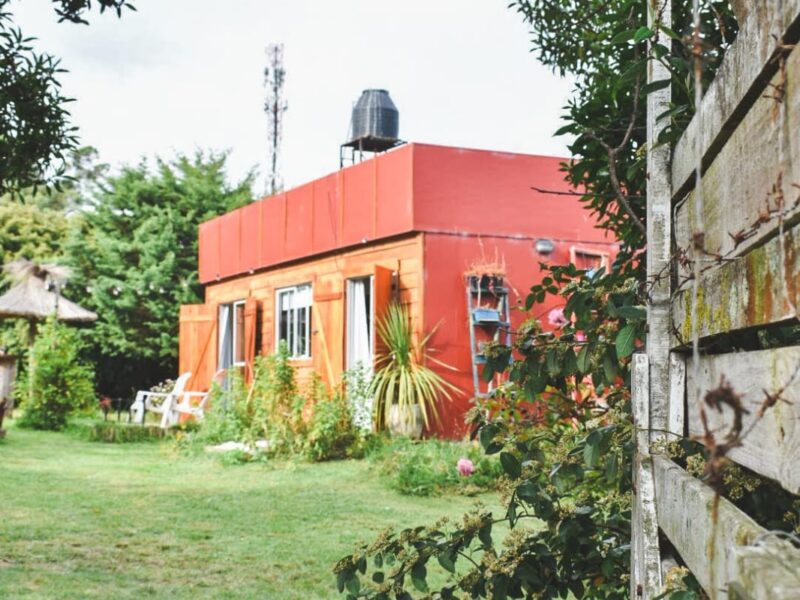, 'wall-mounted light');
535,238,555,255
